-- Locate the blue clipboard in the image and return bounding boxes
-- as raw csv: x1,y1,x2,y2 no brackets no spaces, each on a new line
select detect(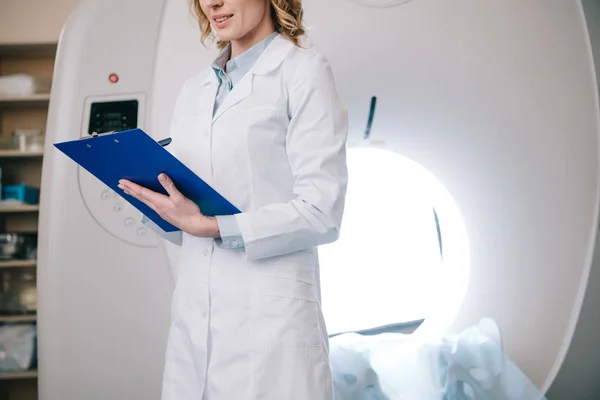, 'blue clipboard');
54,128,241,232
